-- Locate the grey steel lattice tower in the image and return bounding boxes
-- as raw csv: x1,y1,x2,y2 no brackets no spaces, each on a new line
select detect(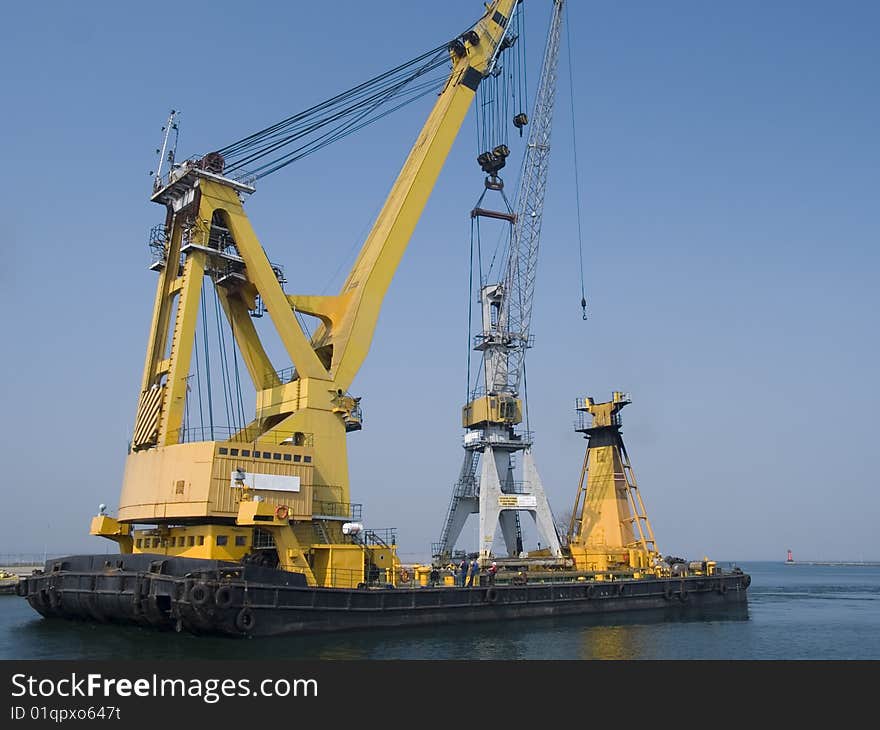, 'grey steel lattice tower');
436,0,565,564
